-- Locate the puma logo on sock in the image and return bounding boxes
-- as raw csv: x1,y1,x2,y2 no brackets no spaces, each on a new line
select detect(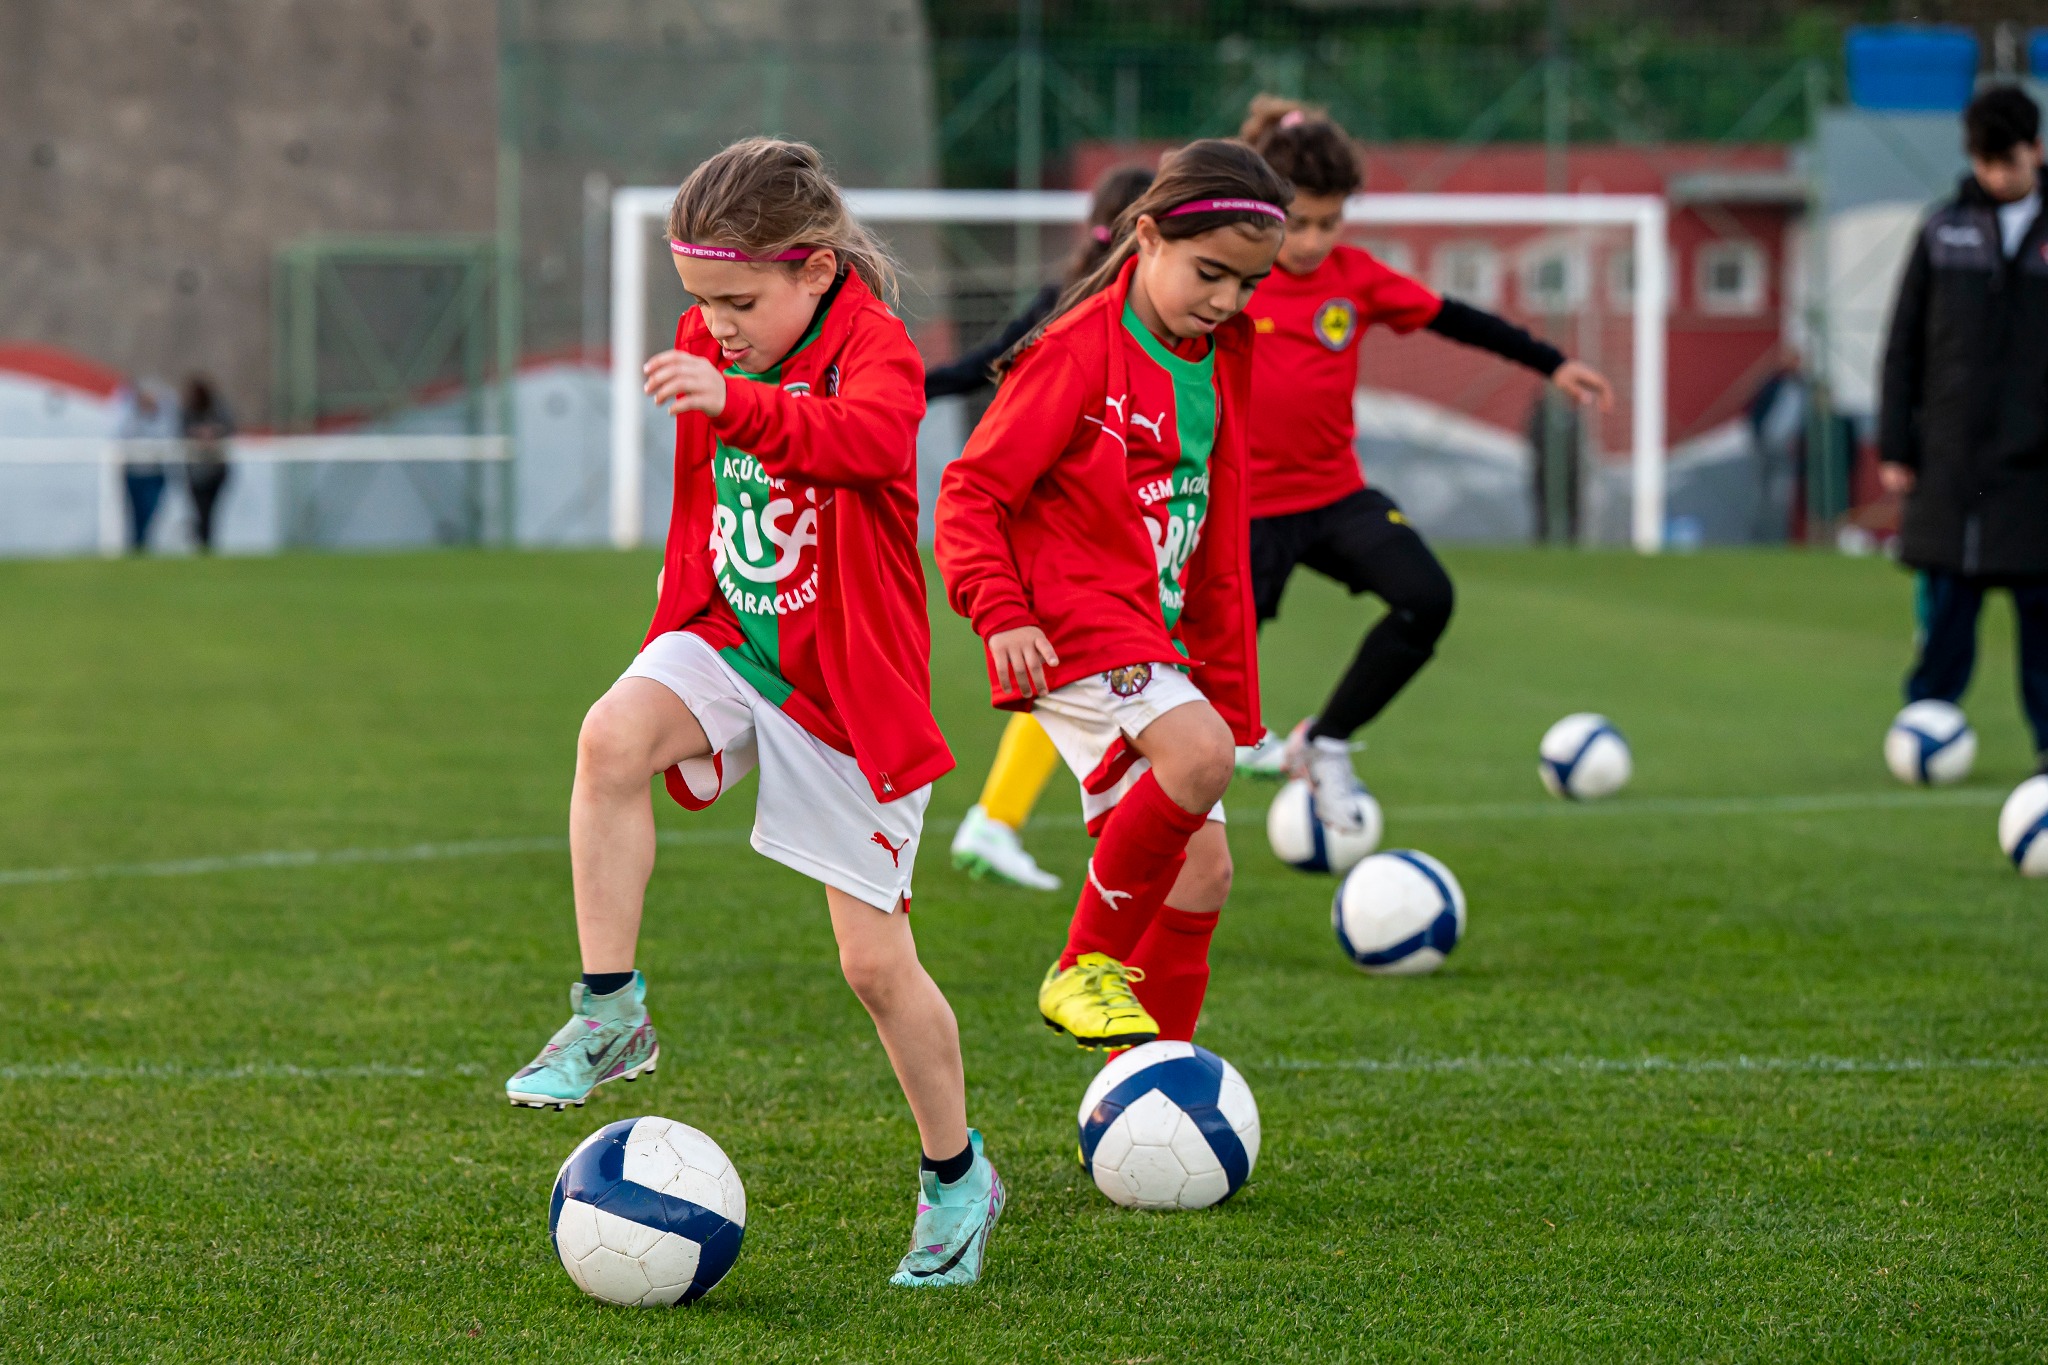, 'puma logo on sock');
1087,859,1133,910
